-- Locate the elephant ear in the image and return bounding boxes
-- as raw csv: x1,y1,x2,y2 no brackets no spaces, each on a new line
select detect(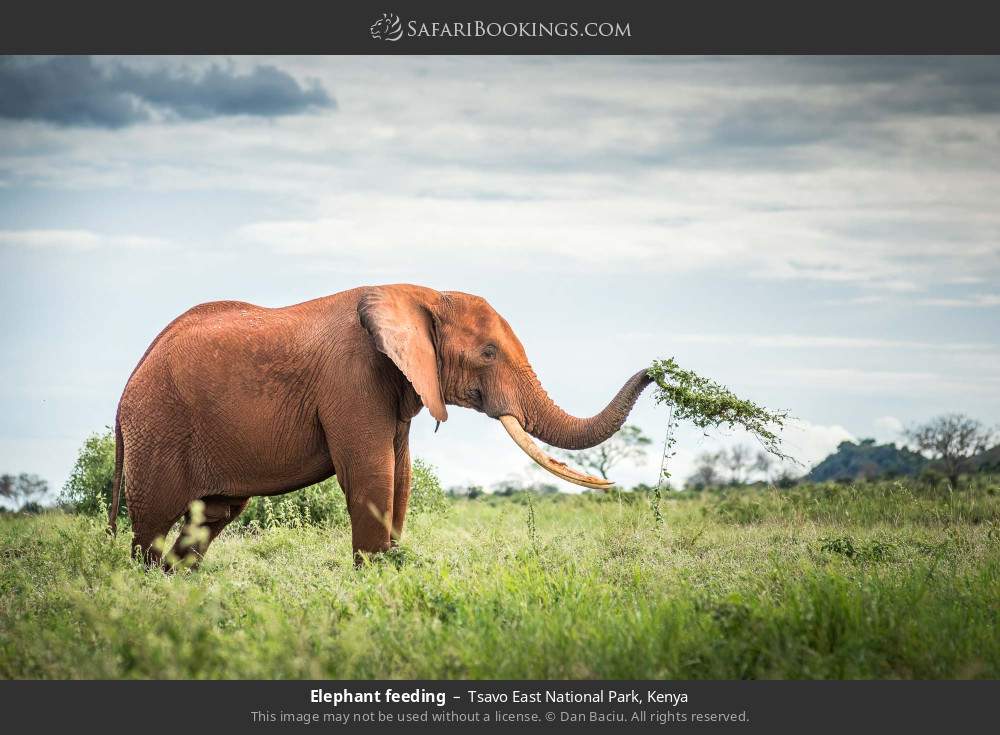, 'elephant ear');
358,286,448,423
